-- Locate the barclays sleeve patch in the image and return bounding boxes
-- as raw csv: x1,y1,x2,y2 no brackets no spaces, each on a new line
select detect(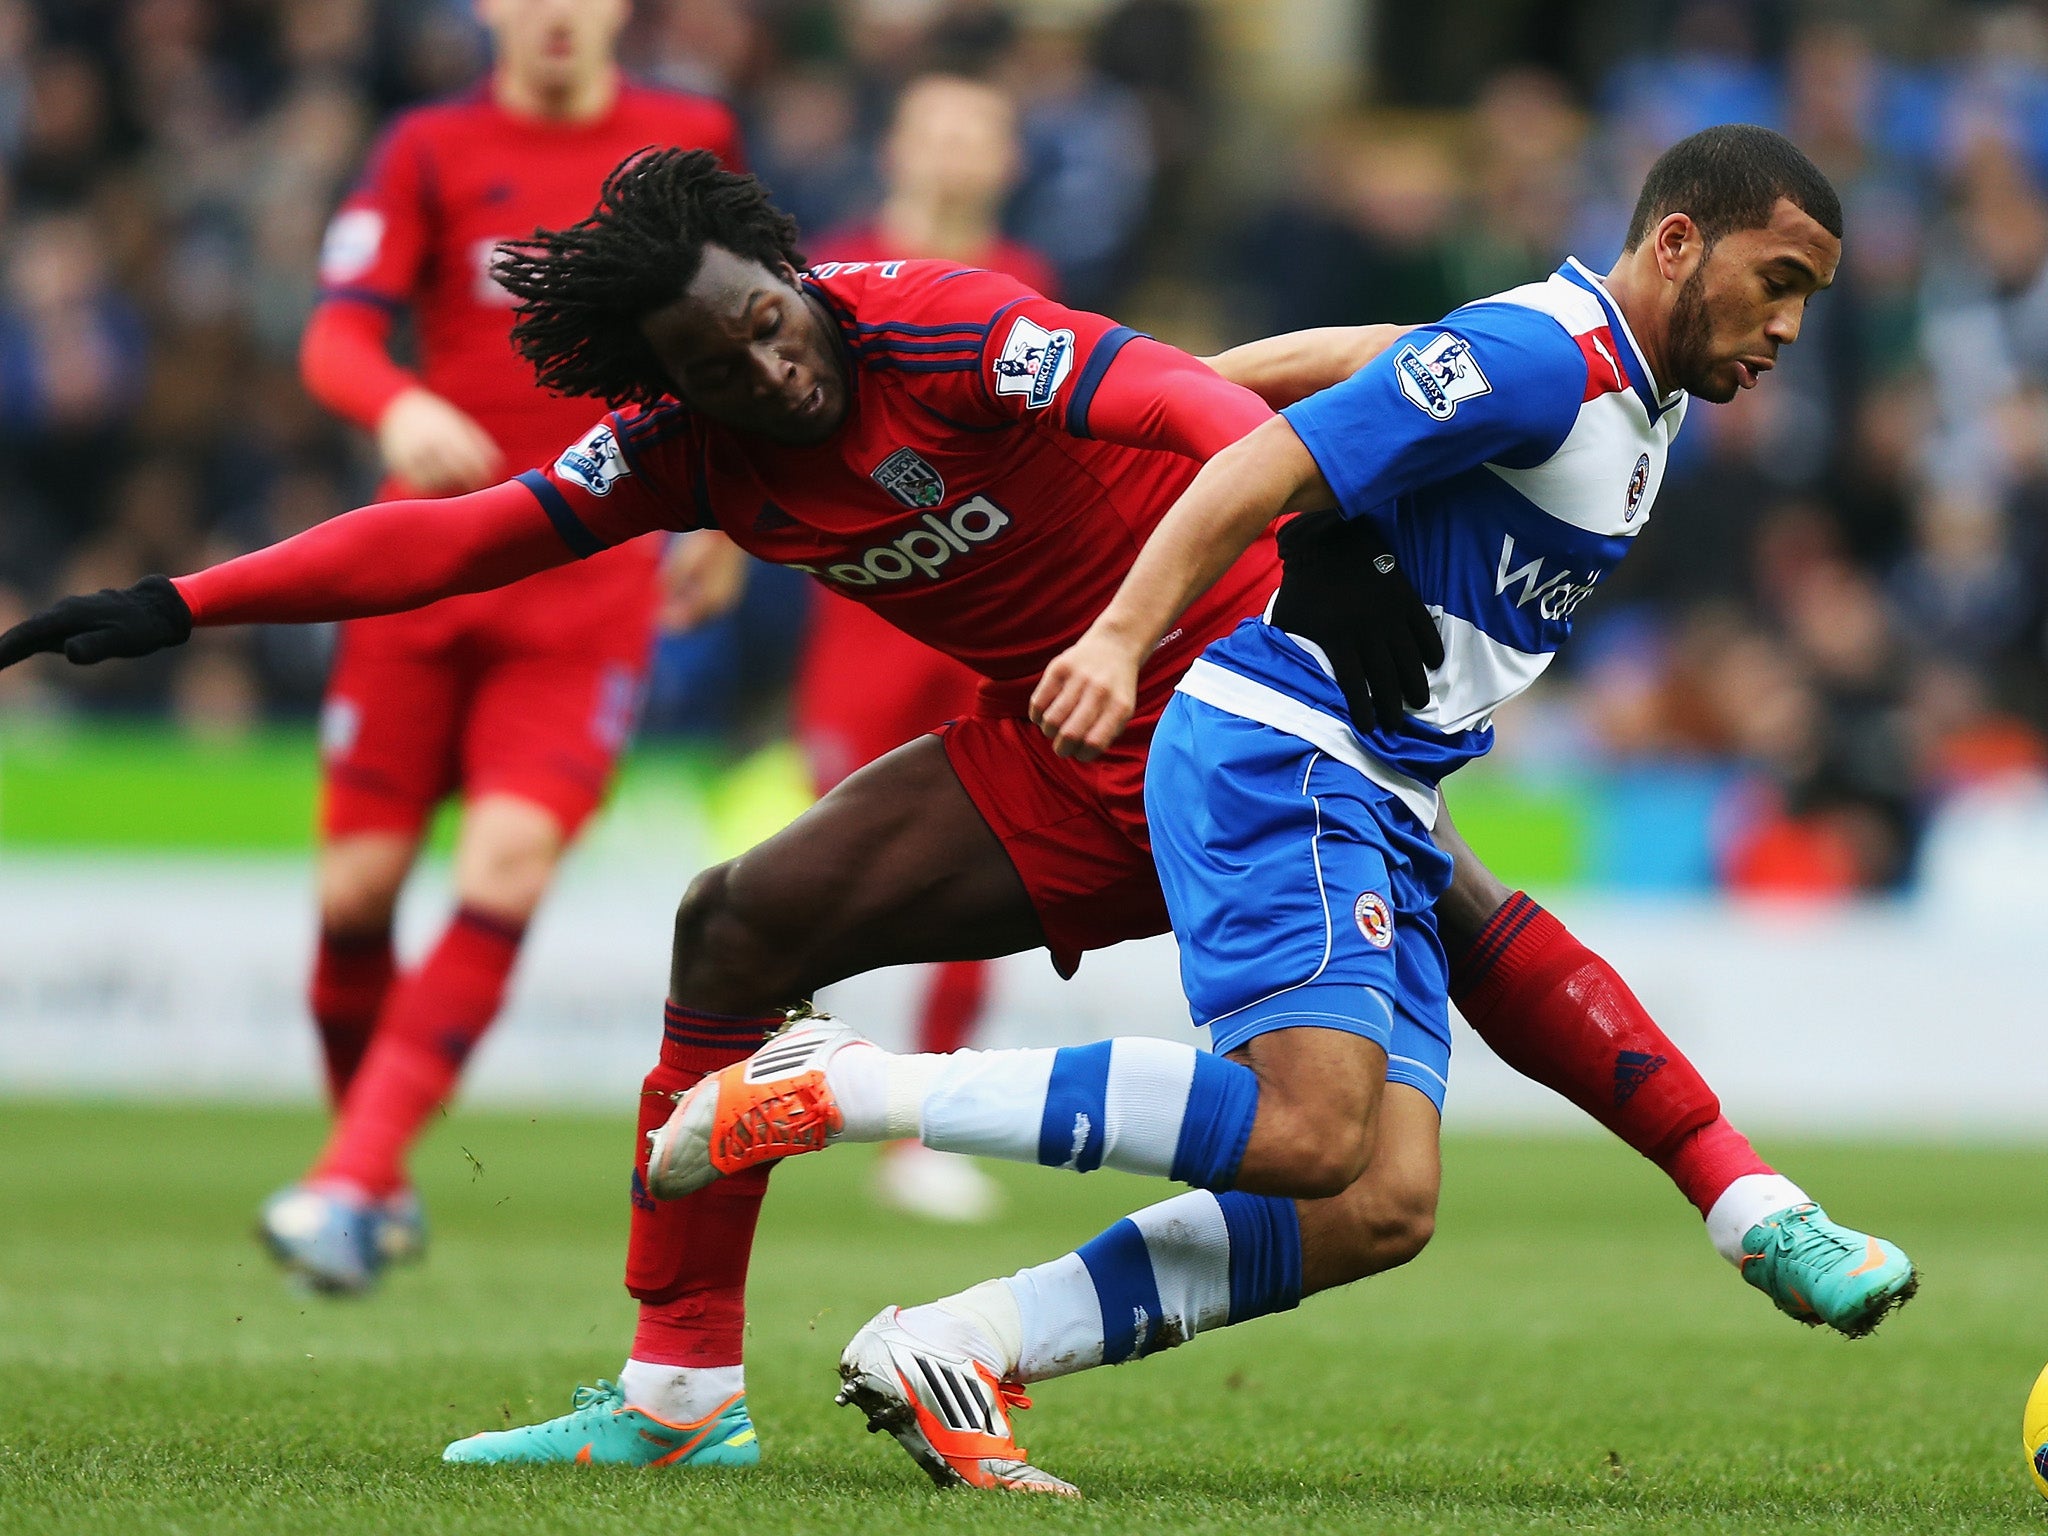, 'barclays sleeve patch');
993,314,1076,410
555,423,629,497
1394,332,1491,421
